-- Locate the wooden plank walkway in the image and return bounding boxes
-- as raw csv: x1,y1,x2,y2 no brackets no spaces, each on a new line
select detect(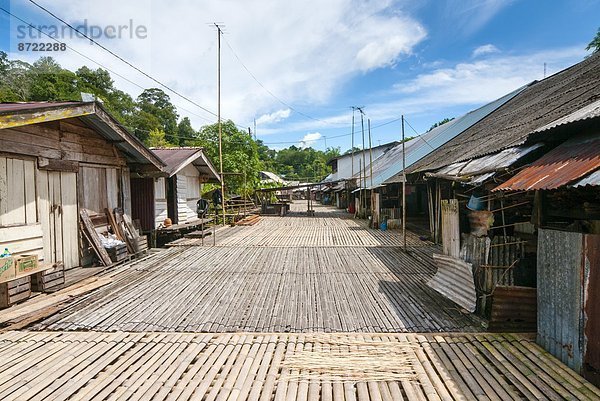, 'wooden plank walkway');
34,245,481,332
0,331,597,401
211,214,429,248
